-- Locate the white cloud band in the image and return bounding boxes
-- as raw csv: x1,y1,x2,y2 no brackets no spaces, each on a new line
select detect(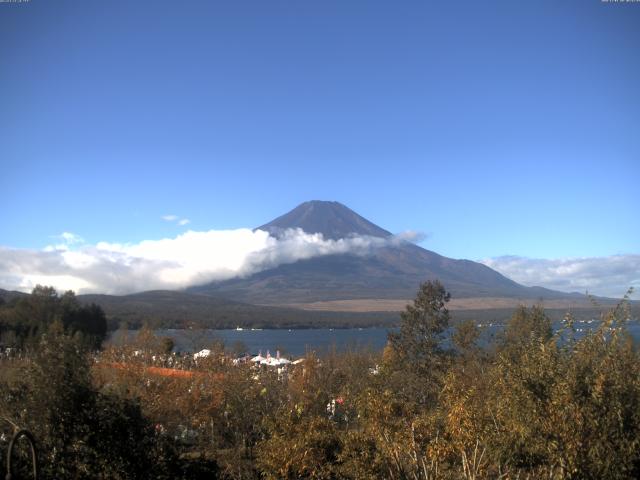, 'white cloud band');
481,254,640,299
162,214,190,226
2,231,636,299
0,229,393,295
